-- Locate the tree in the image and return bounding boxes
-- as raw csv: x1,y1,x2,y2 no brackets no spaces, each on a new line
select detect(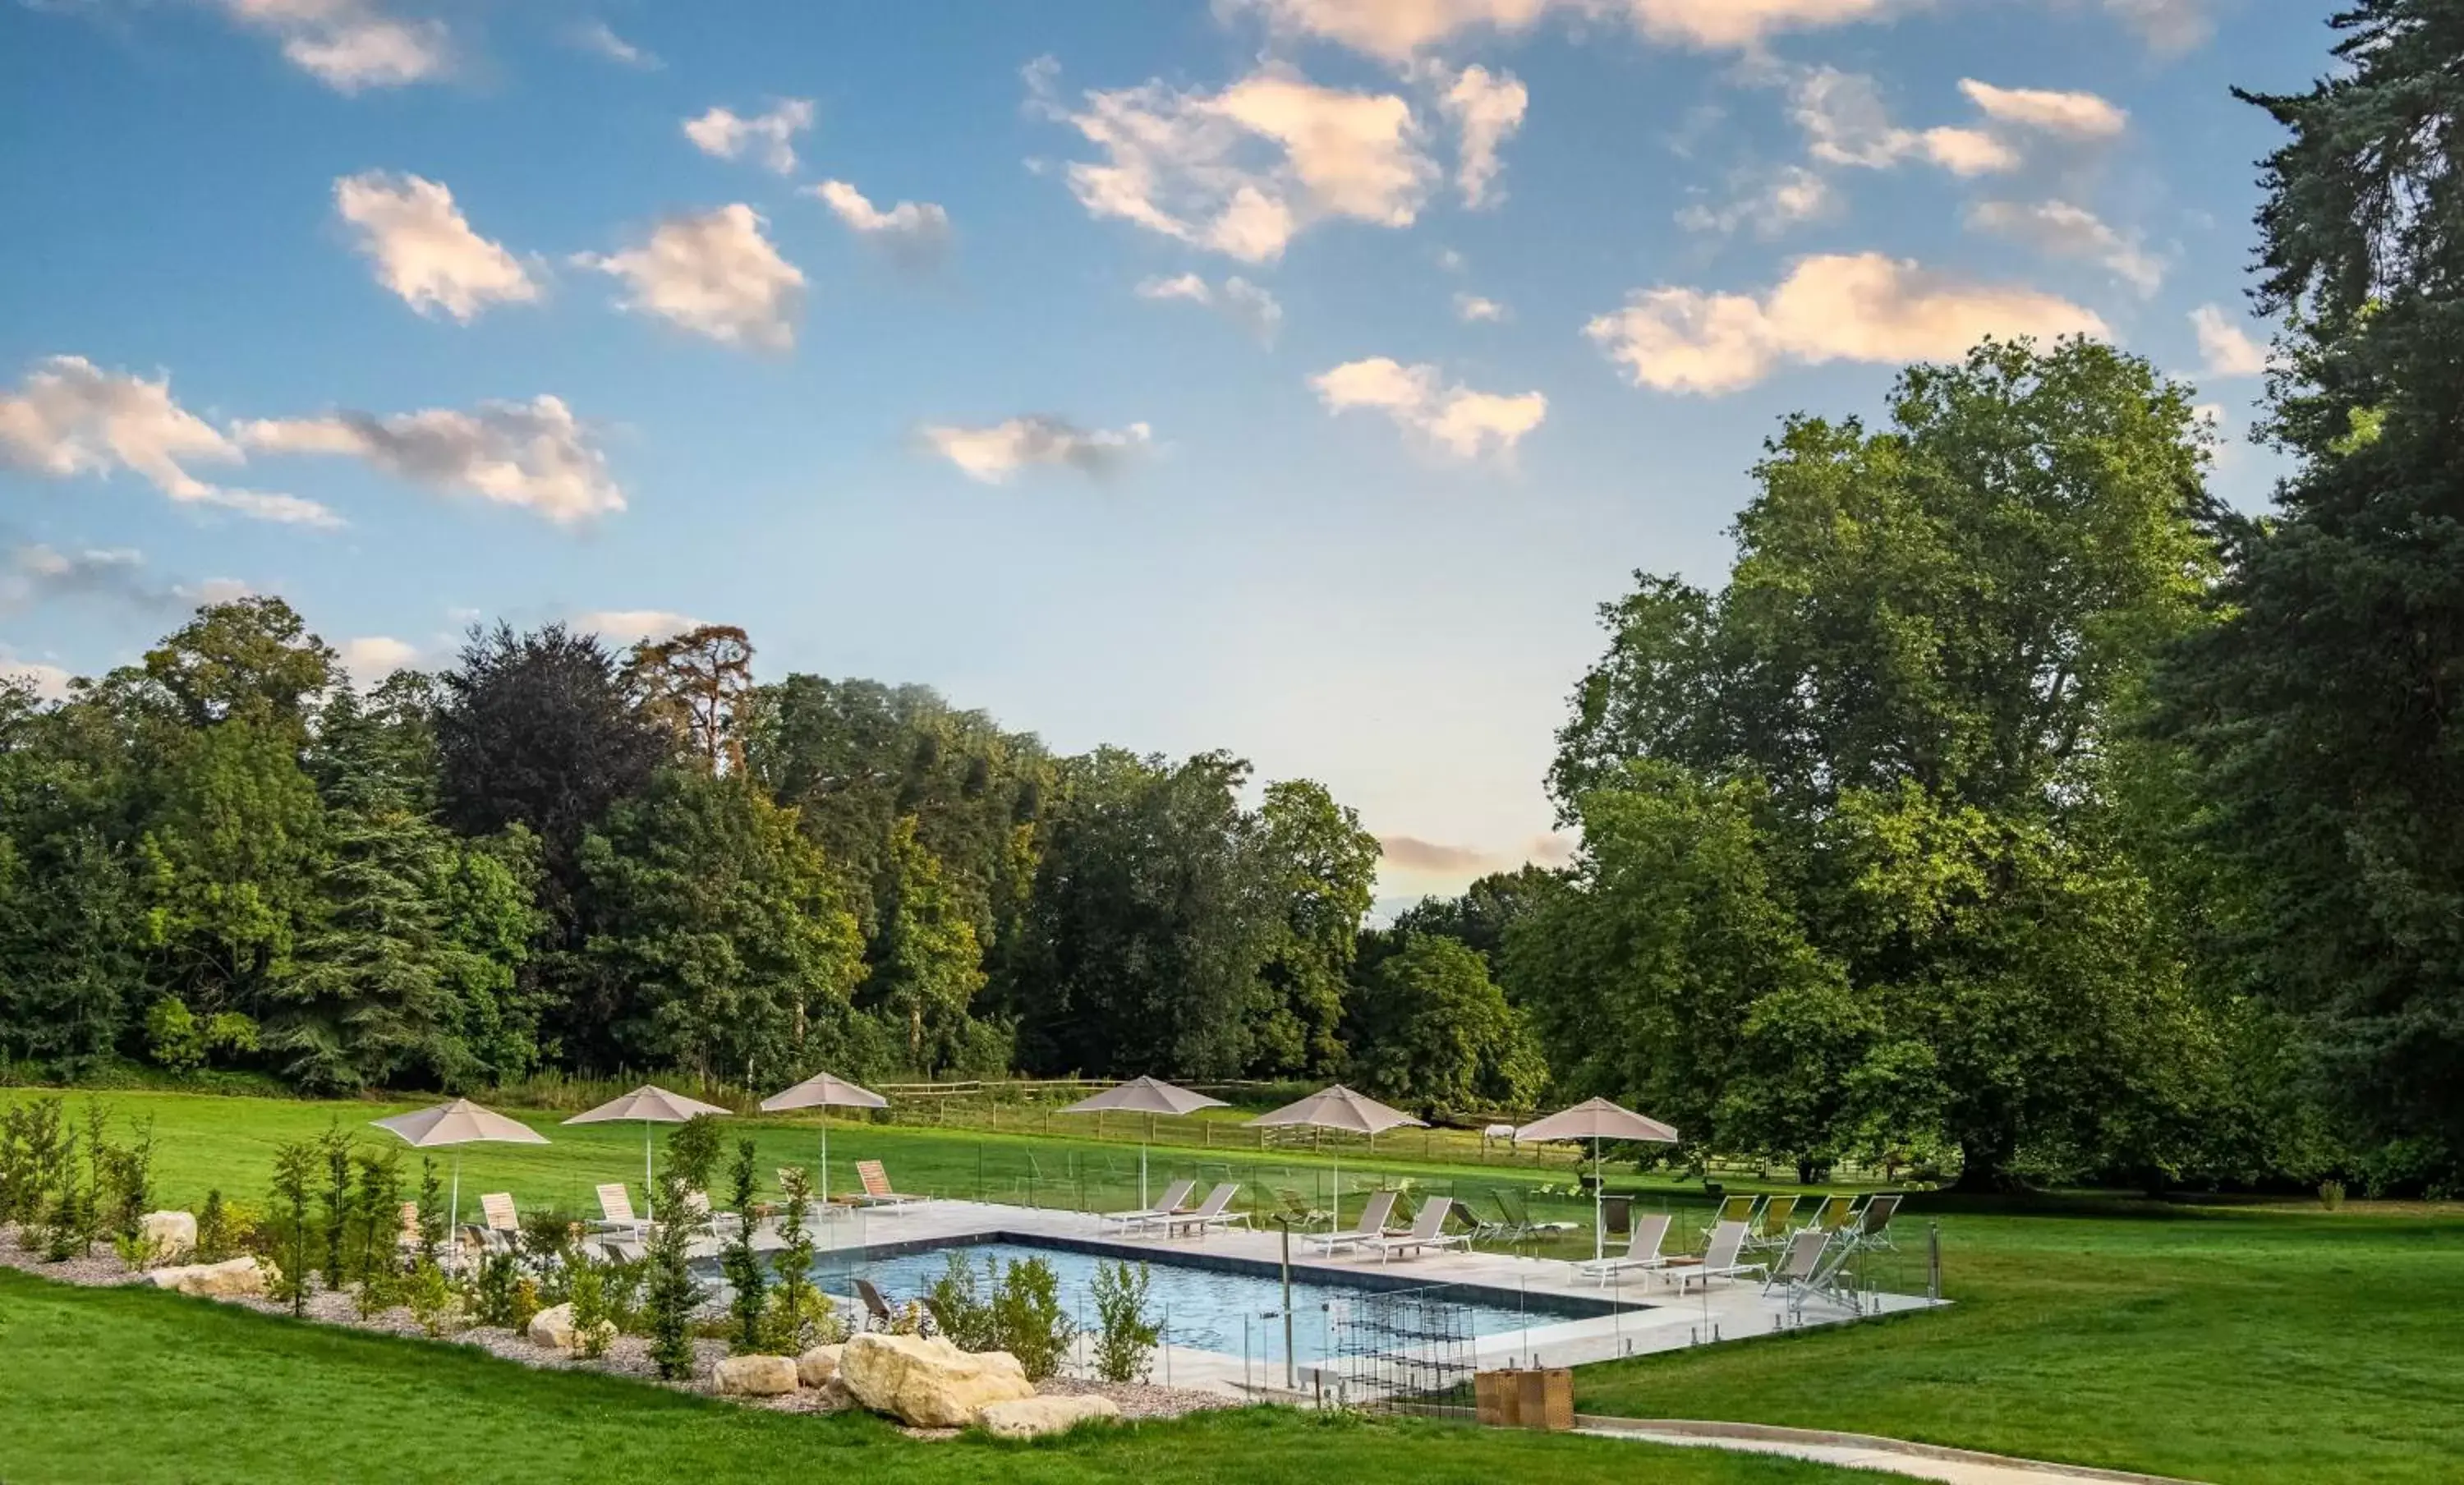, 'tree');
579,770,867,1083
1543,339,2230,1188
142,597,337,735
1347,932,1546,1116
627,625,756,775
859,816,1000,1075
1250,780,1380,1077
2161,0,2464,1184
